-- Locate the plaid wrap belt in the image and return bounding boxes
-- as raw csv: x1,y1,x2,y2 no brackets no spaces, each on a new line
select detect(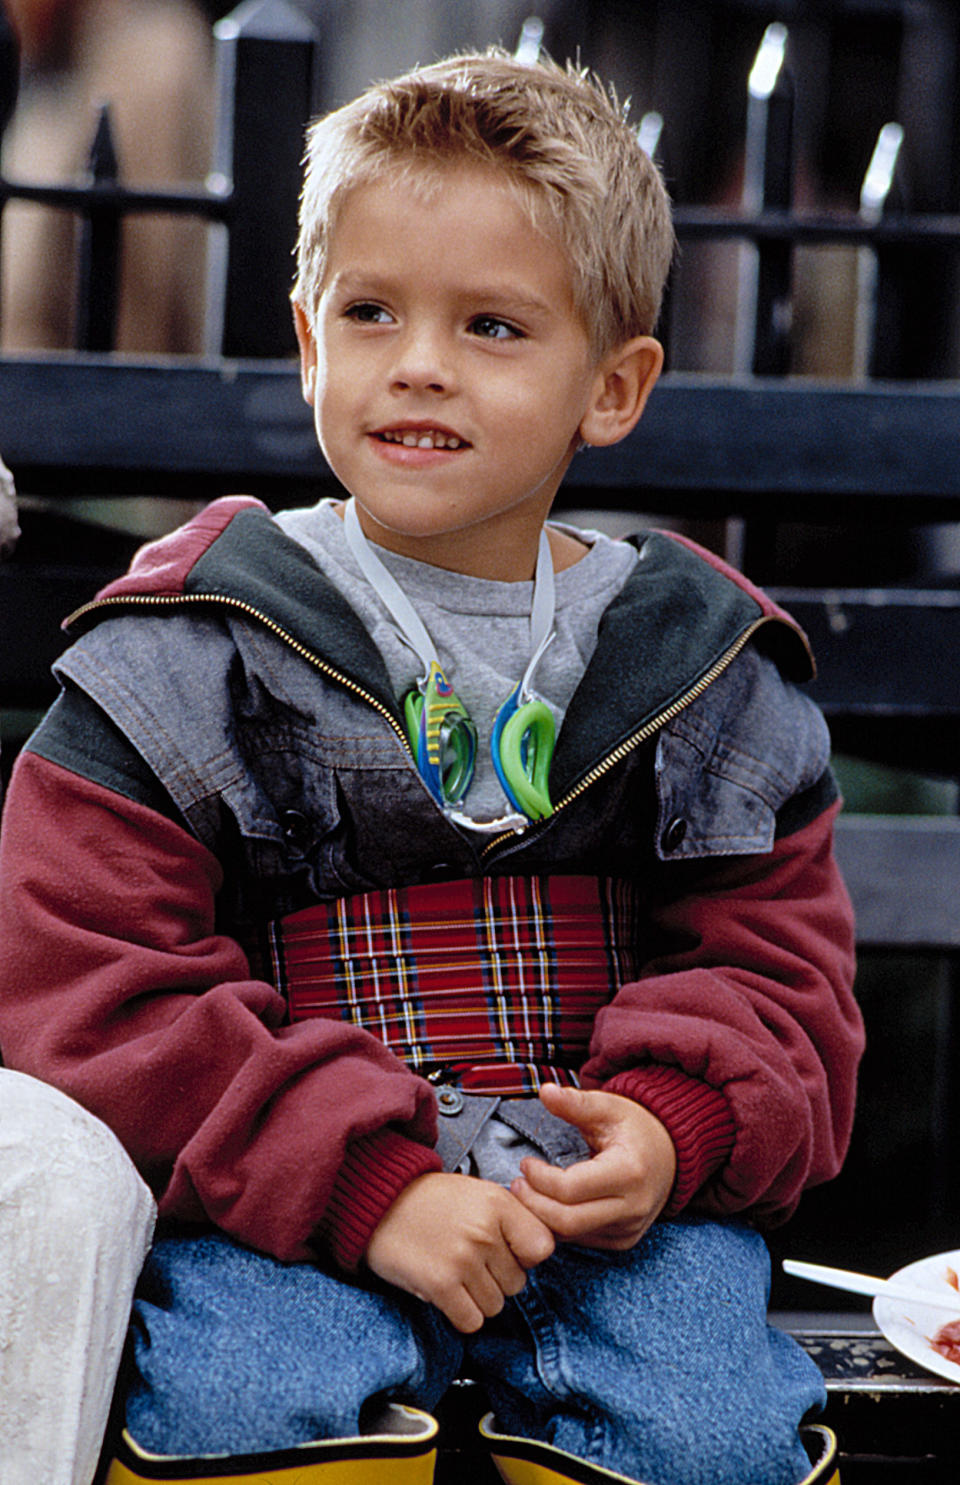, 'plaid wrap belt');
266,875,642,1095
